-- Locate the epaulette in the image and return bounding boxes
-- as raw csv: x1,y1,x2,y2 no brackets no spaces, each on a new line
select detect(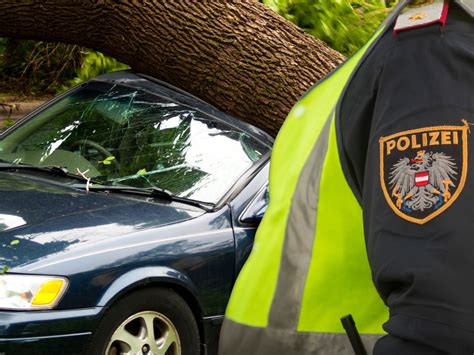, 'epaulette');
394,0,449,33
456,0,474,17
